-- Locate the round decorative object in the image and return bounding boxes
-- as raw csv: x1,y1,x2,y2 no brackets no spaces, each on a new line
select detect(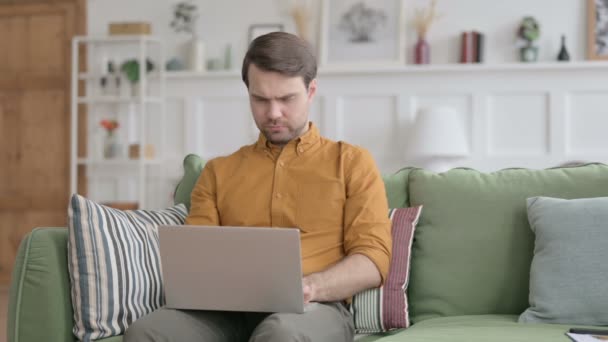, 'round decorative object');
166,57,185,71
